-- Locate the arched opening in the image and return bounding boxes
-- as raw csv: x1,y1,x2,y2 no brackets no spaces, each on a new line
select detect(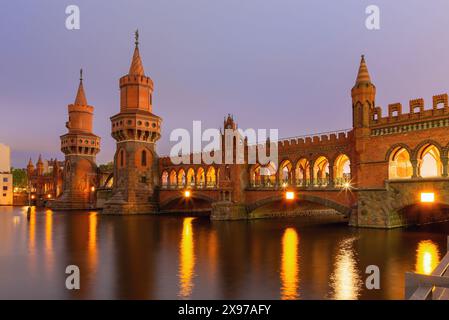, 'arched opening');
279,160,293,187
388,147,412,179
141,150,147,167
118,149,125,168
186,168,195,187
295,158,310,187
161,171,169,187
417,144,442,178
178,169,186,187
260,161,277,187
169,170,177,187
313,156,329,187
196,167,205,188
250,164,261,187
206,167,216,187
334,154,351,186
